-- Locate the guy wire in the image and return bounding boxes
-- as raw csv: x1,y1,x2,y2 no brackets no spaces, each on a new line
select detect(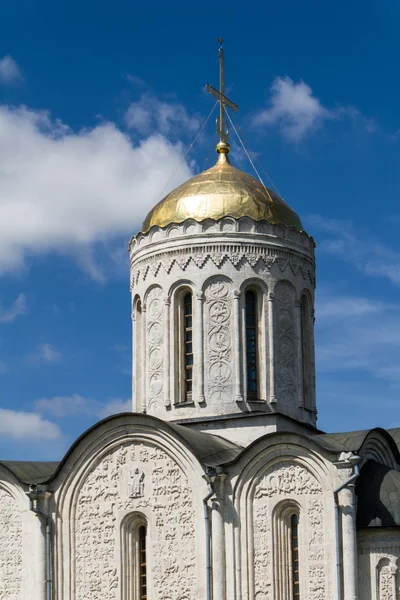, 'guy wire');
224,108,276,207
157,100,219,200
